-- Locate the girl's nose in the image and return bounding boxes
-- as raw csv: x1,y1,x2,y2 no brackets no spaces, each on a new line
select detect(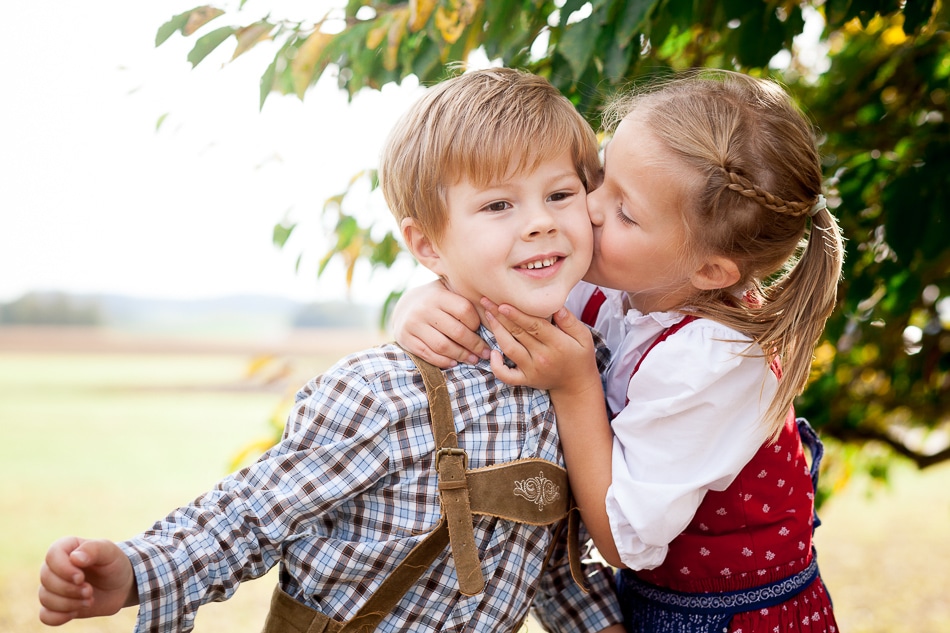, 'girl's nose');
587,188,606,227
